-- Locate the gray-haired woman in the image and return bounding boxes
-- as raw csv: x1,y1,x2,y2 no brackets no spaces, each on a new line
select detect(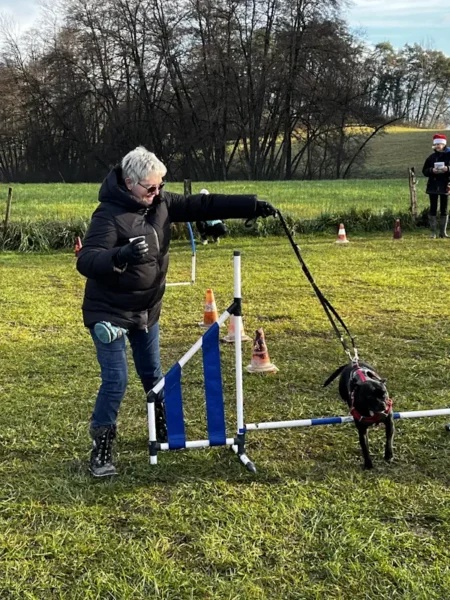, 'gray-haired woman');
76,146,276,477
